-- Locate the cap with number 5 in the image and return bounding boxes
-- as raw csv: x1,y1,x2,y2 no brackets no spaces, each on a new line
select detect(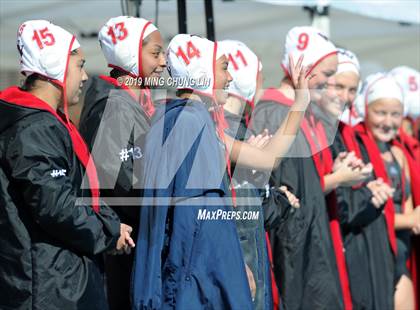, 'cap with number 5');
390,66,420,118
